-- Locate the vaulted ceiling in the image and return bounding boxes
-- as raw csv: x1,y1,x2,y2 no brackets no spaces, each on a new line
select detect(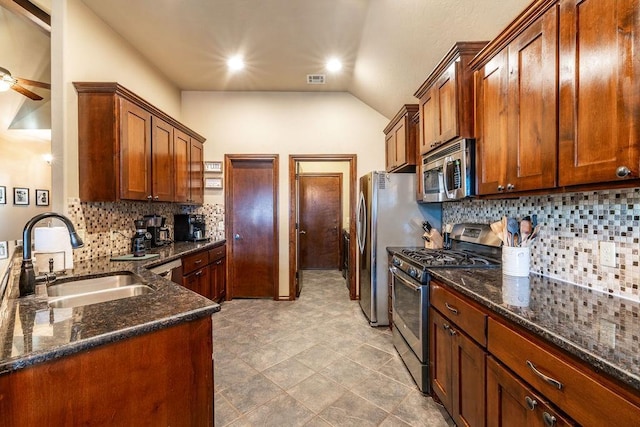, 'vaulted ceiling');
82,0,531,118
